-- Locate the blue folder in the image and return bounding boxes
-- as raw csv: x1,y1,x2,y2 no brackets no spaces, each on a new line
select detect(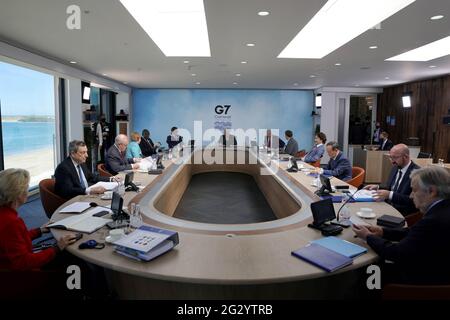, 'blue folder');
291,243,353,272
320,195,373,203
311,236,367,258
